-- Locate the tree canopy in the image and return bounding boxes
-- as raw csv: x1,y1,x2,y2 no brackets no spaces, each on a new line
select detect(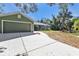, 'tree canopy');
15,3,38,14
